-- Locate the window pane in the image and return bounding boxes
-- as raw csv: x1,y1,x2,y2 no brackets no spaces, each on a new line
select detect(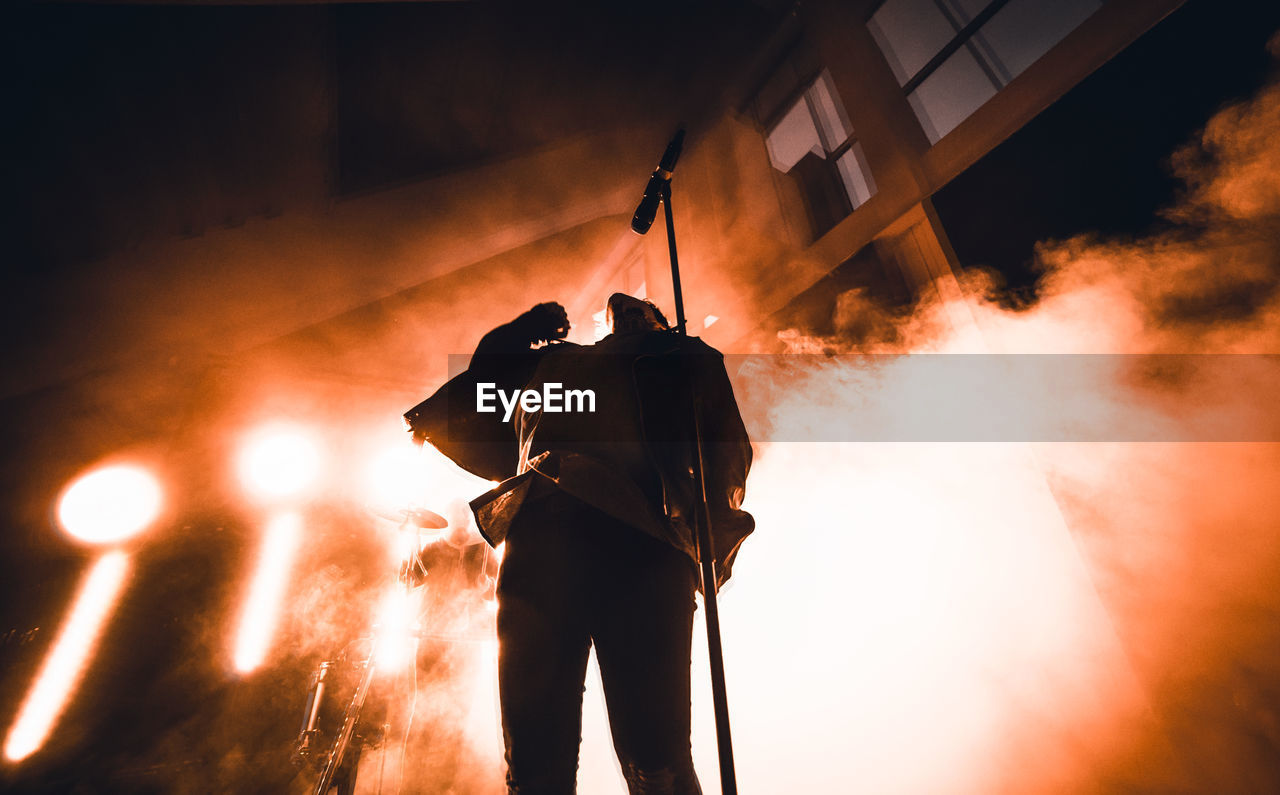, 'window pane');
792,152,851,236
974,0,1101,81
836,143,877,208
964,23,1014,85
868,0,959,86
808,70,853,150
907,47,998,143
765,97,824,173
